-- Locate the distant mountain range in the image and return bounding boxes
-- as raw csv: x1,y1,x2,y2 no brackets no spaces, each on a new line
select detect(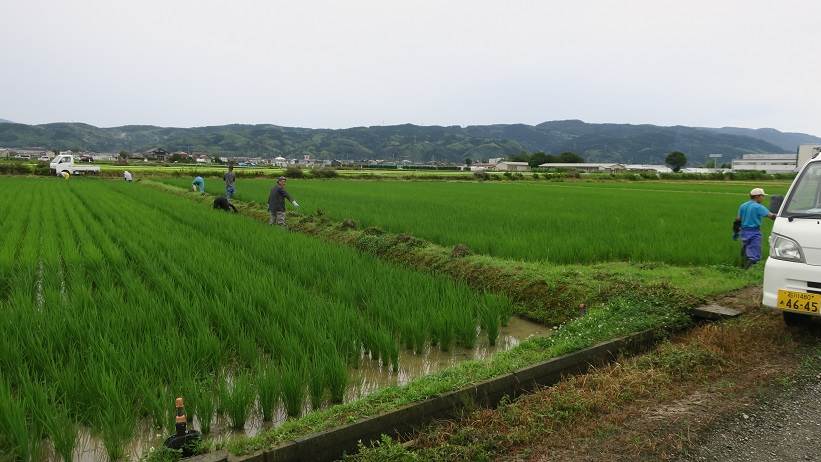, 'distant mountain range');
0,118,14,124
0,119,817,164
